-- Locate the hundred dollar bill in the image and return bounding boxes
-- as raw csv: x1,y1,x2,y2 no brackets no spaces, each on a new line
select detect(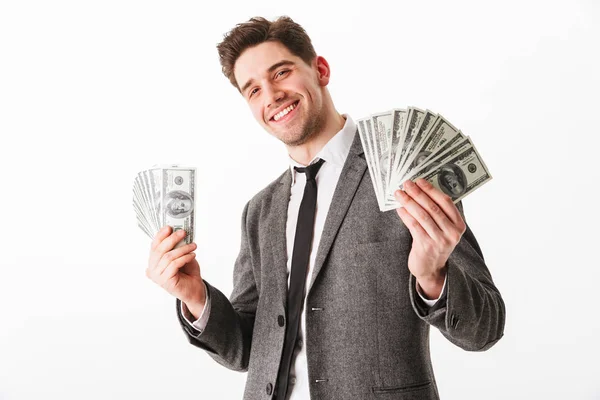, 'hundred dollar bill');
402,130,467,187
396,114,462,185
144,168,162,233
356,106,492,212
399,137,472,190
371,111,394,199
357,118,384,208
385,136,471,203
414,142,492,204
386,107,424,202
134,172,157,232
388,108,408,189
364,117,385,204
132,194,152,239
160,166,196,247
371,111,394,185
392,107,423,177
394,109,437,180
